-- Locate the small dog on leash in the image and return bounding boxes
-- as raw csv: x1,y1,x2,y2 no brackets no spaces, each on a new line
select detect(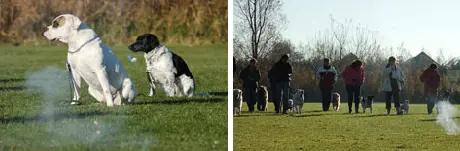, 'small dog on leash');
287,99,294,113
400,100,410,114
292,89,305,113
361,96,374,113
257,85,268,111
233,89,243,116
332,92,340,111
